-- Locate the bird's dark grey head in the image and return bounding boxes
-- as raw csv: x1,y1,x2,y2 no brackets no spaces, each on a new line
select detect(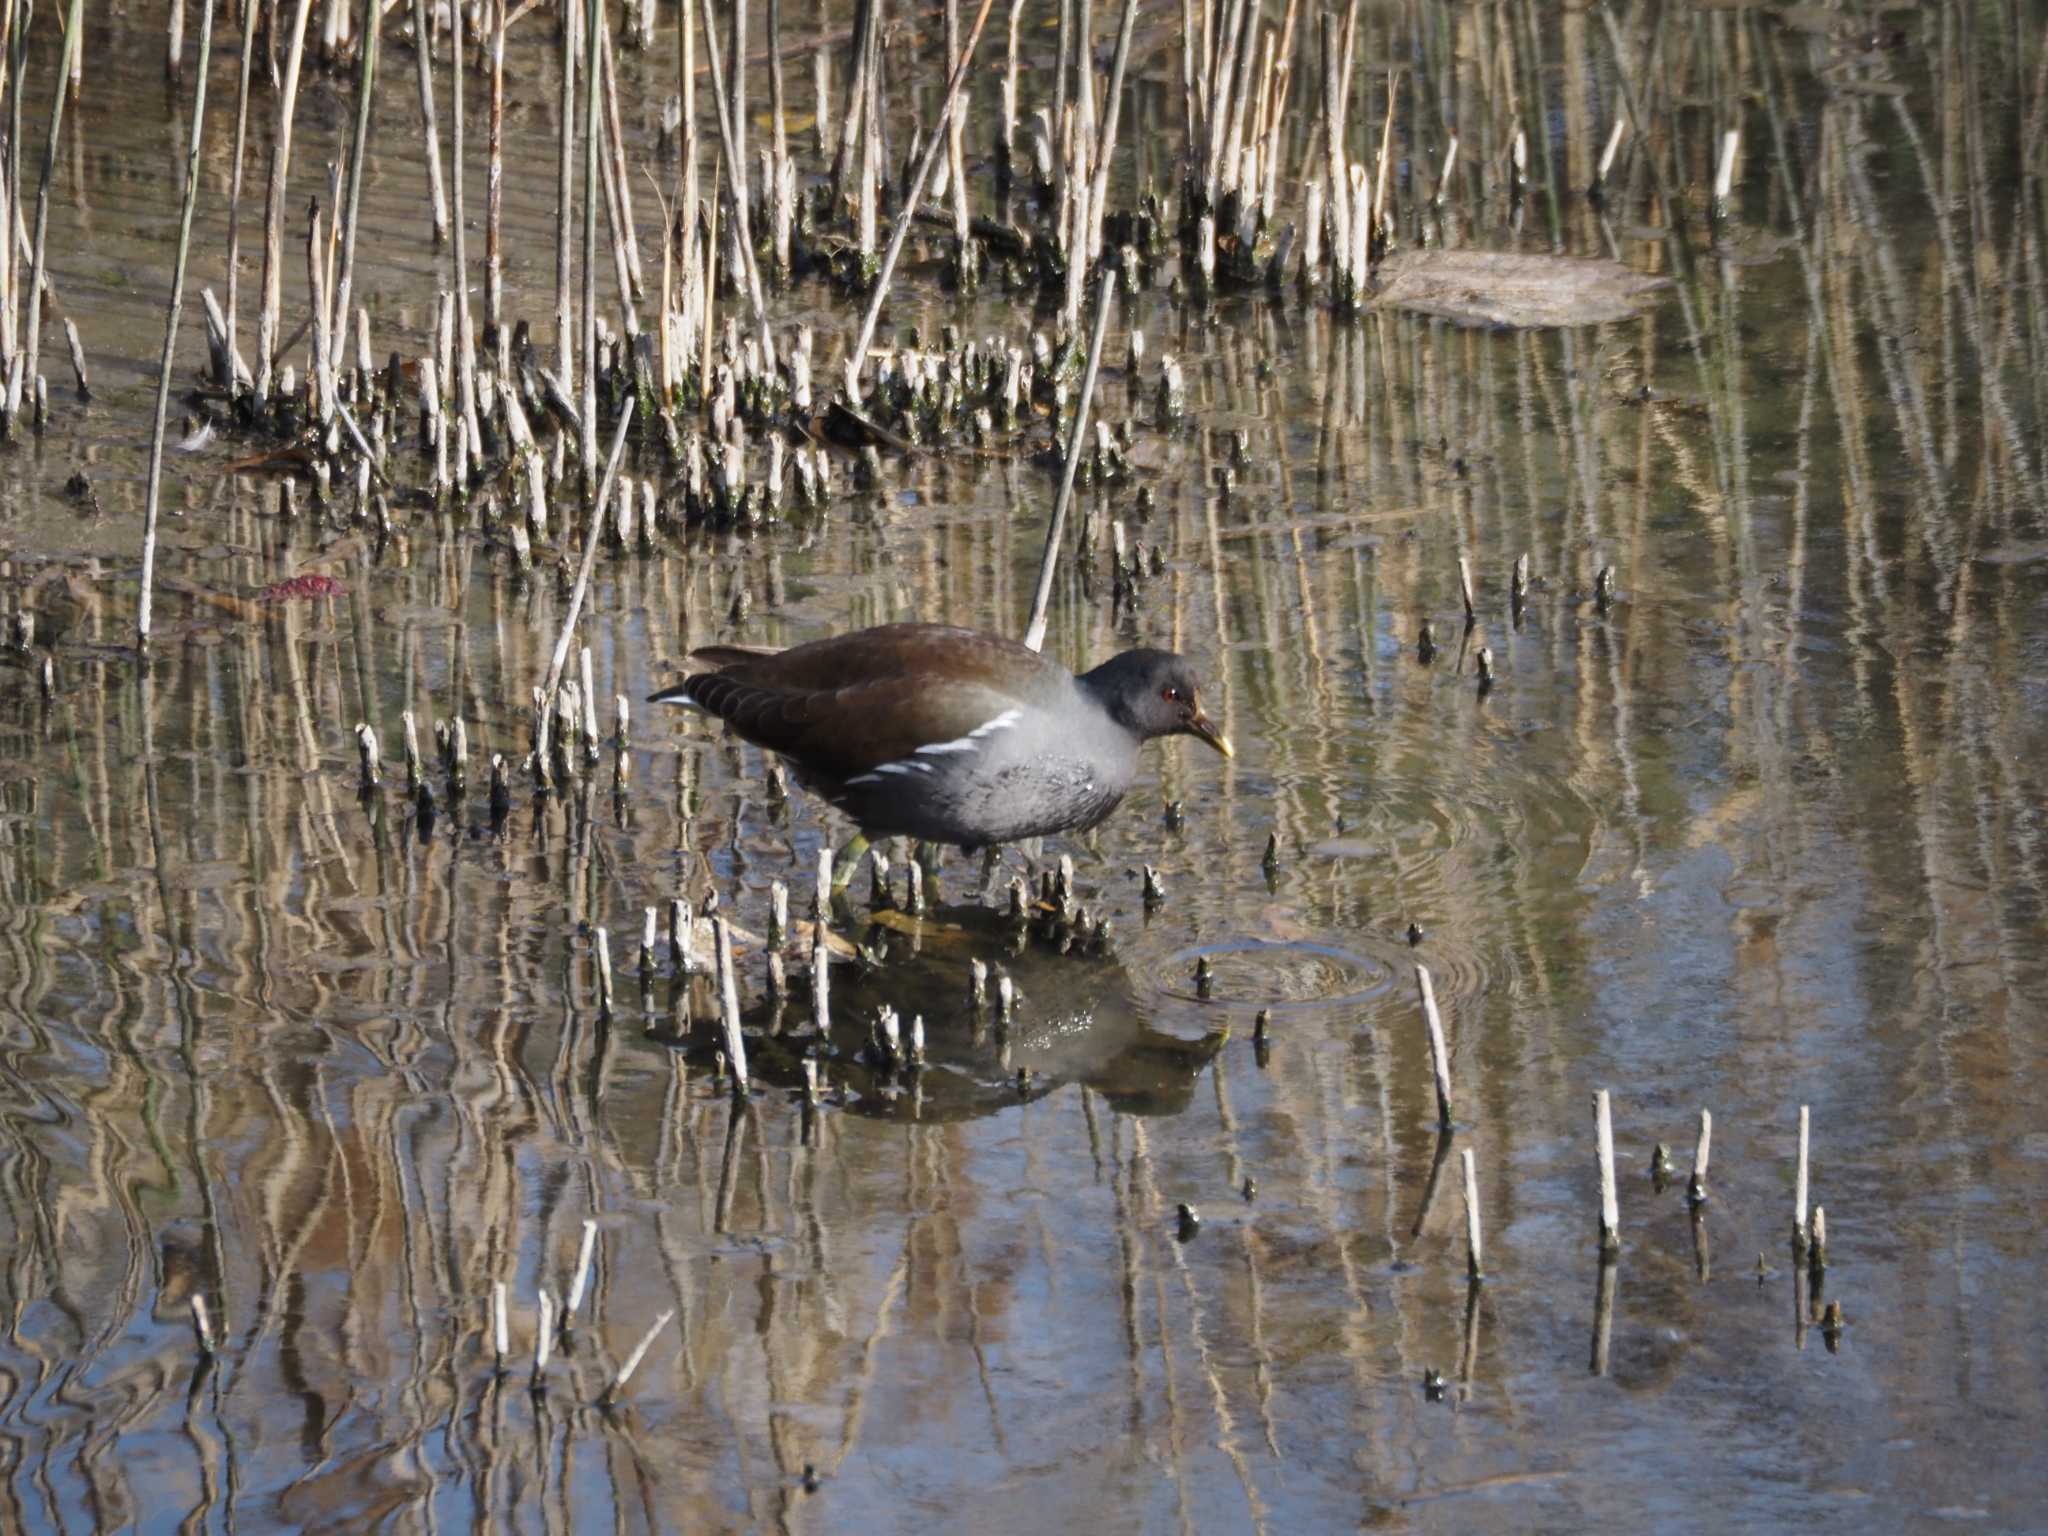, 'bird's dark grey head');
1079,649,1232,756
